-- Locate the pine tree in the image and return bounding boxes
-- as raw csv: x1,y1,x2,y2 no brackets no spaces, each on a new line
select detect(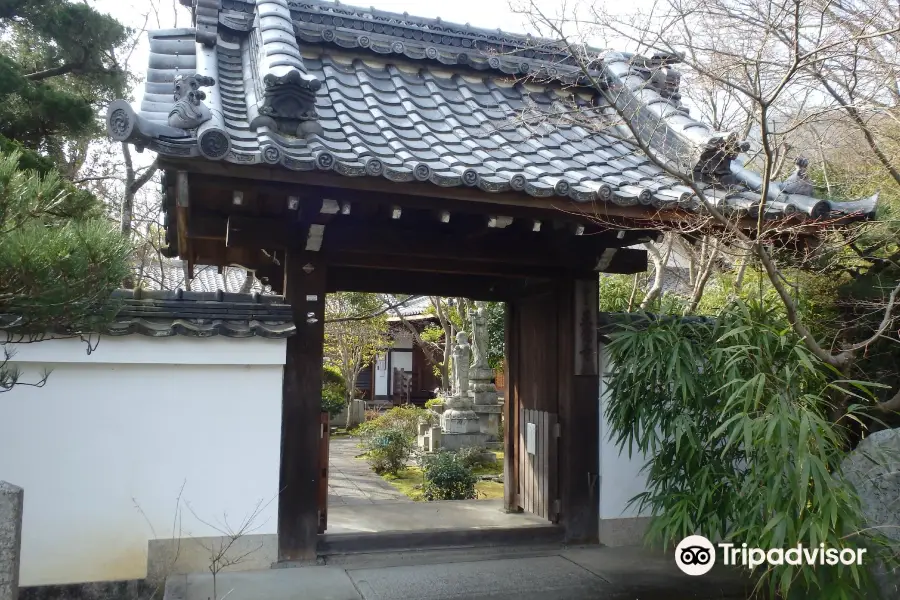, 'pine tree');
0,1,133,390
